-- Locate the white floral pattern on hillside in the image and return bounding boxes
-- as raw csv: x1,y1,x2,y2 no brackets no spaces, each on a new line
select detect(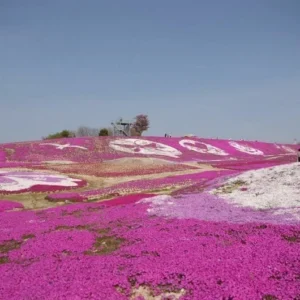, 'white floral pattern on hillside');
0,171,82,192
228,141,264,155
109,139,182,158
40,143,88,150
179,139,229,156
